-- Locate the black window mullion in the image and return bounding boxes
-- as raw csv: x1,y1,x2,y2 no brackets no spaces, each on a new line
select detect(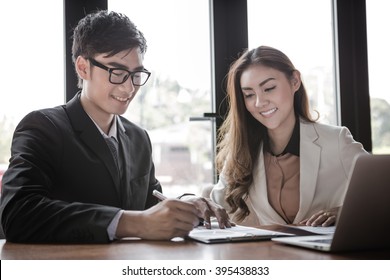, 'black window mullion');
334,0,372,151
211,0,248,132
64,0,108,102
